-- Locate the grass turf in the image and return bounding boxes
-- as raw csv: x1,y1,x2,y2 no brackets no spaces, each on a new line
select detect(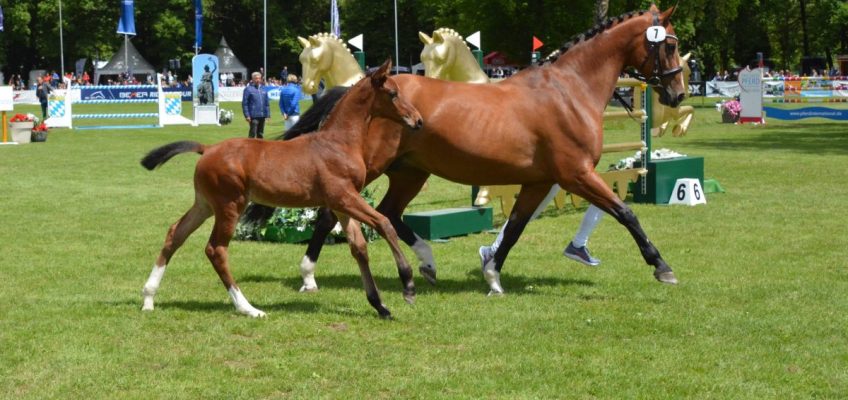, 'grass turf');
0,101,846,398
